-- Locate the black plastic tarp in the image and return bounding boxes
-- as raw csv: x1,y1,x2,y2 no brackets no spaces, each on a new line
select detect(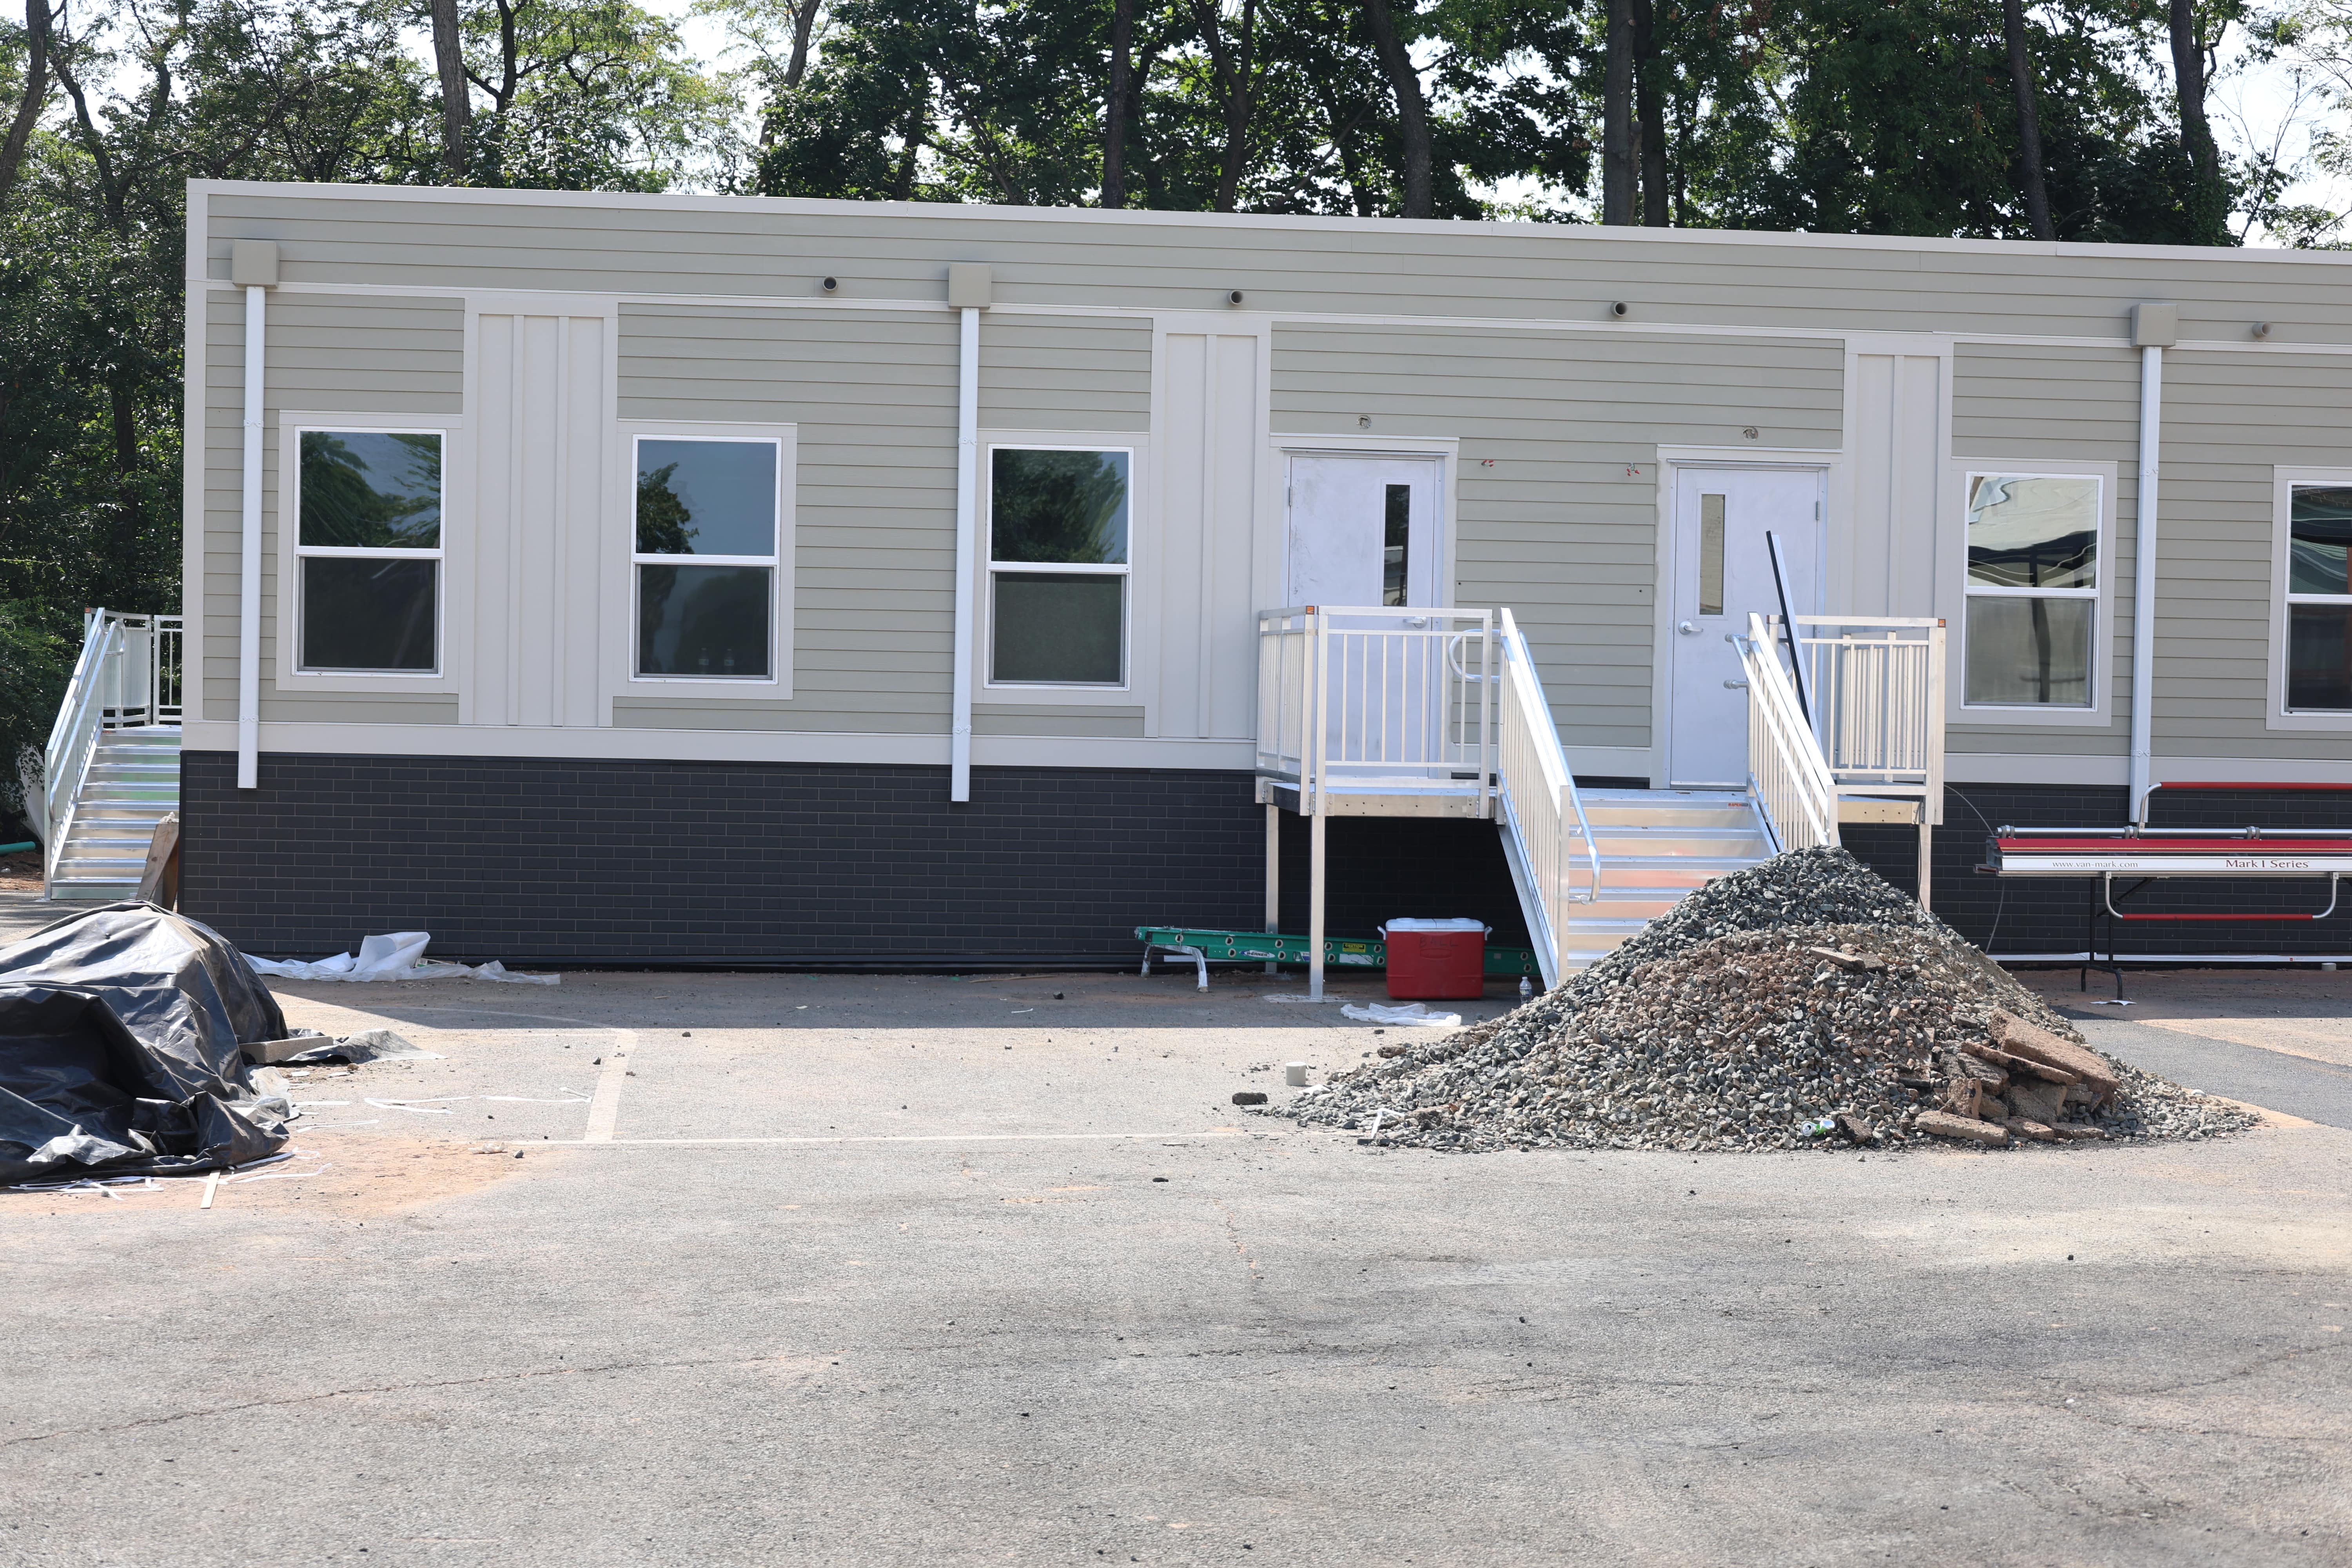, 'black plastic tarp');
0,902,290,1184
